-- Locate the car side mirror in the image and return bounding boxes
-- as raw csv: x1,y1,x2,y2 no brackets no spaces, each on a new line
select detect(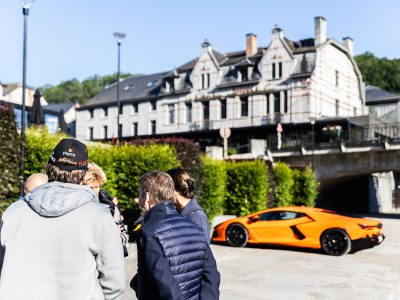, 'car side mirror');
249,216,259,223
